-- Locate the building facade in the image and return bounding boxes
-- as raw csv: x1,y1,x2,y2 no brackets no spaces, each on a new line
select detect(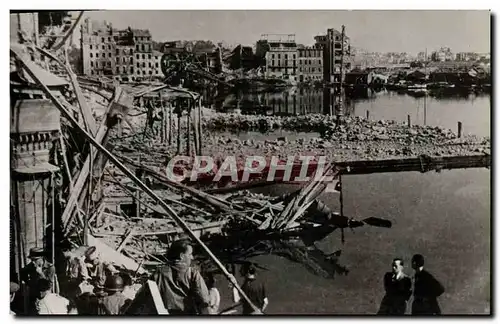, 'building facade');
256,34,298,80
297,47,323,82
81,19,161,82
314,28,351,84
